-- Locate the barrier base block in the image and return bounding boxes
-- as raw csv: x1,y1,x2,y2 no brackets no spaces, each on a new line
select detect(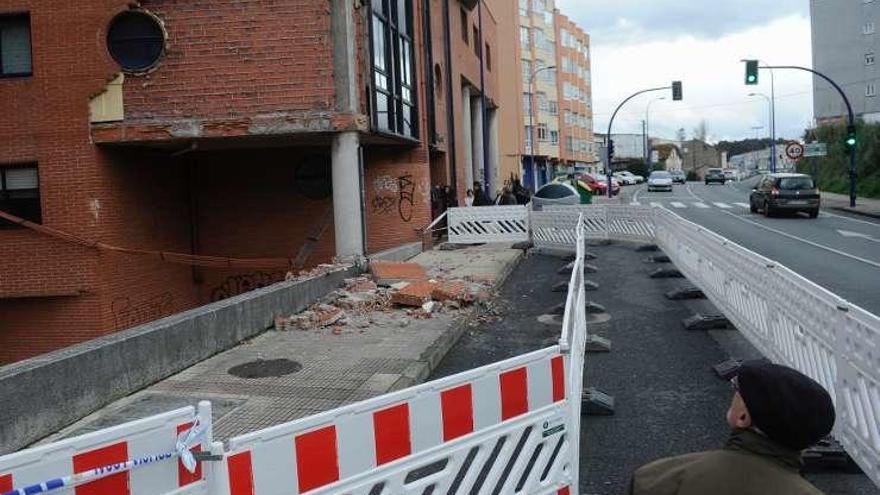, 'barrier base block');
650,268,684,279
636,244,659,252
712,359,743,380
648,254,671,263
584,263,598,274
683,314,732,331
803,437,861,474
585,335,611,353
665,286,706,300
585,280,599,291
512,241,534,251
582,387,615,415
557,261,576,274
586,302,606,314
